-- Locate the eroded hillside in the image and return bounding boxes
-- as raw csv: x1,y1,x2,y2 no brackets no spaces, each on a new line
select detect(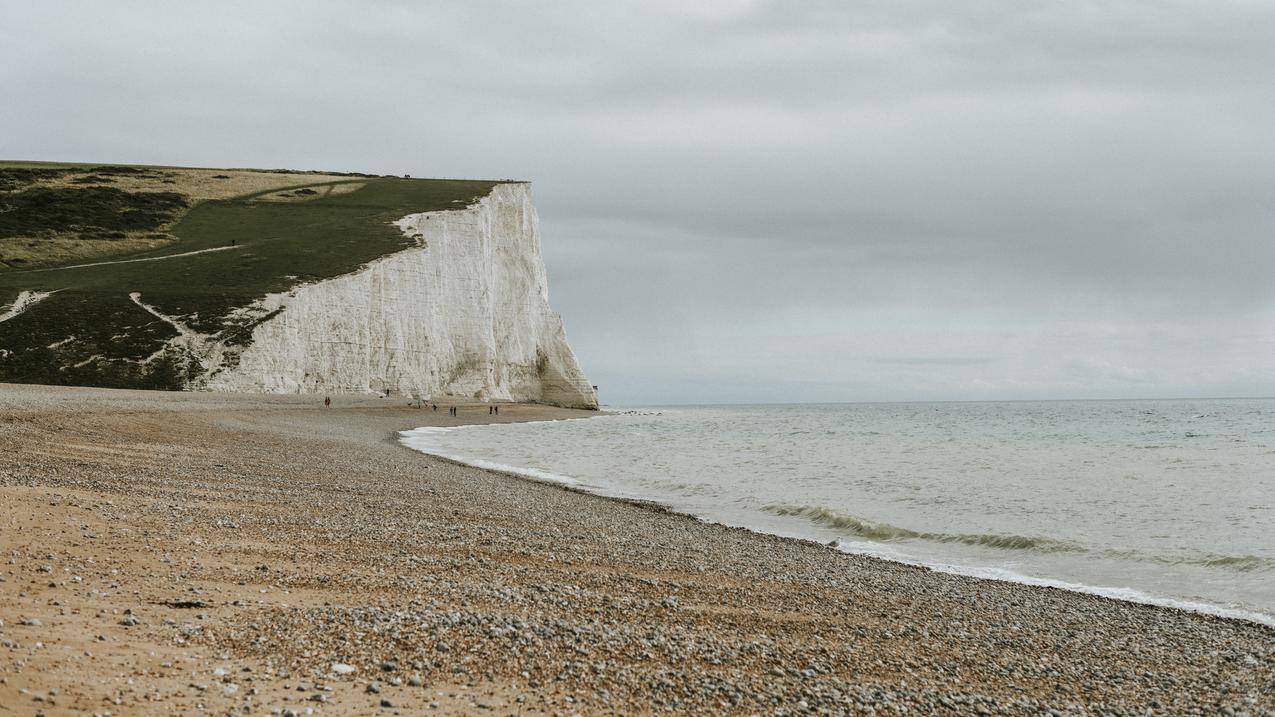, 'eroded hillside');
0,162,498,389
